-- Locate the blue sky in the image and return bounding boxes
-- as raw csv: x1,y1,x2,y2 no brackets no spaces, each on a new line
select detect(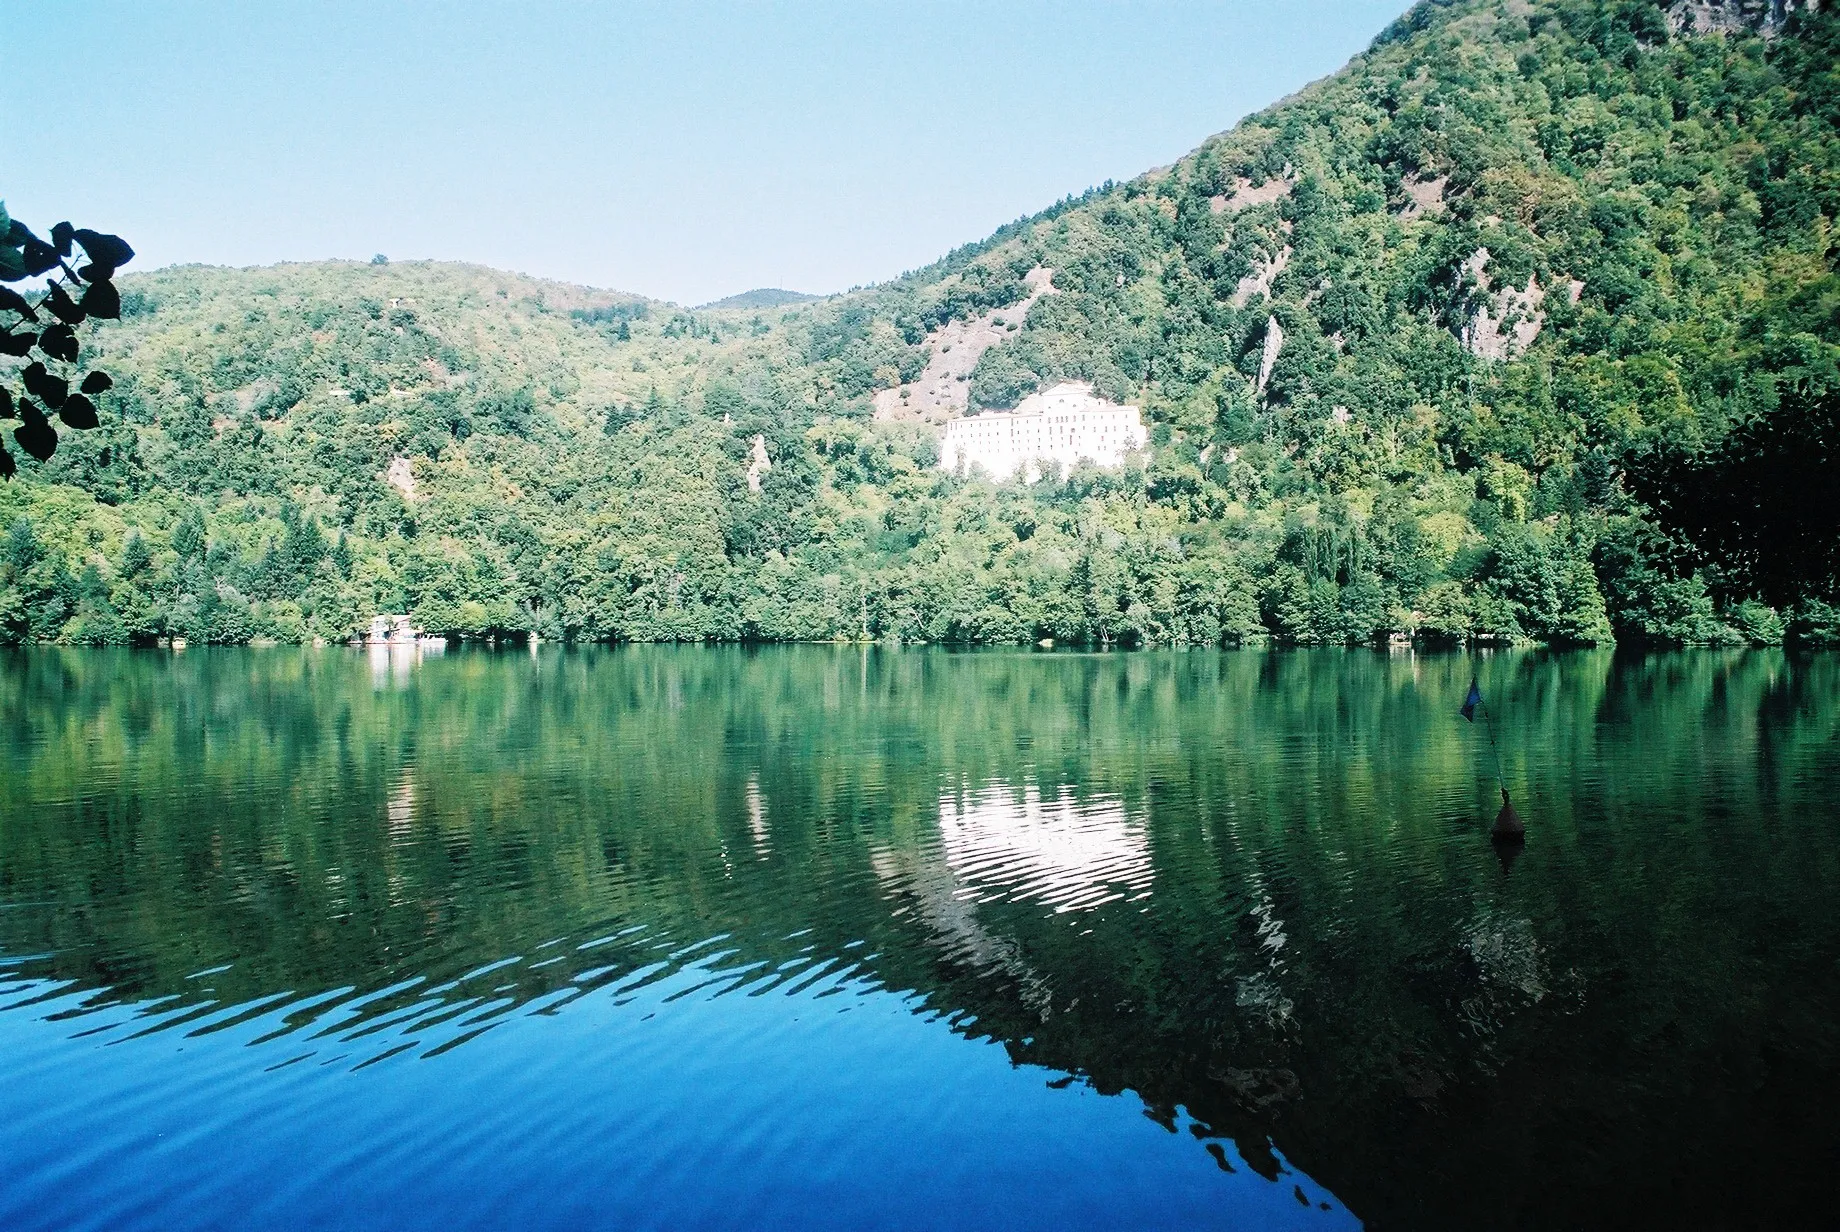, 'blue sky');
7,1,1410,305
